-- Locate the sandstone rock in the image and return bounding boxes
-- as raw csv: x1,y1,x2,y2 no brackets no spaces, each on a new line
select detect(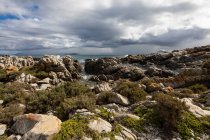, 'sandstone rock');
12,113,61,140
0,124,6,136
6,65,18,74
88,118,112,133
94,83,112,93
181,98,210,117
